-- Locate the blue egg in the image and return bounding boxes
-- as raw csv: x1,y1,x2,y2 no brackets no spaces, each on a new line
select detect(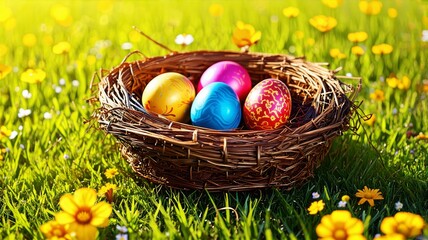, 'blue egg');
191,82,241,131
